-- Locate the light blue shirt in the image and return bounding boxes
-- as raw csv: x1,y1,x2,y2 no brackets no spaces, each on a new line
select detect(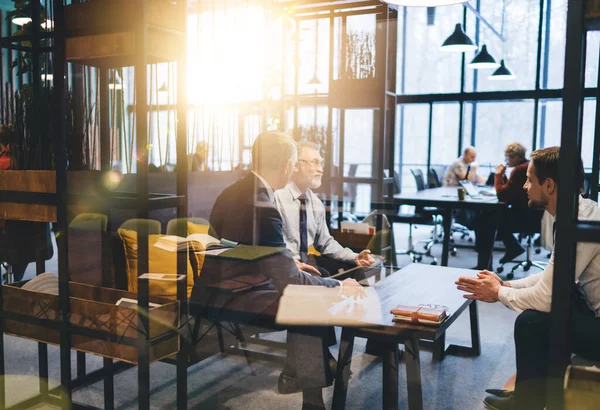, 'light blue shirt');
274,182,357,263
